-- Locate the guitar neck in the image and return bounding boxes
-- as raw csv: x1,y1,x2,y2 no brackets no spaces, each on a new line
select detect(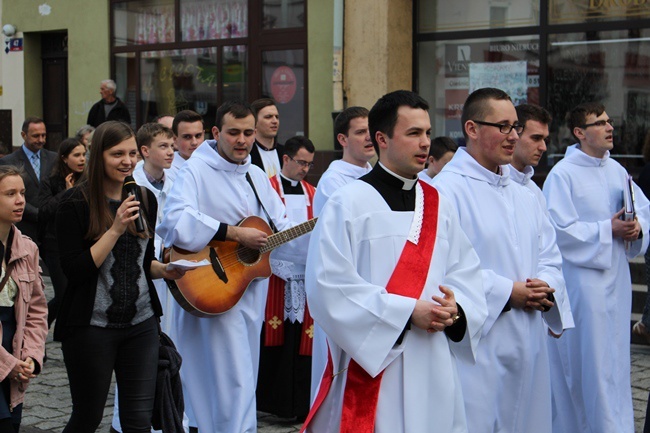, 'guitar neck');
260,218,318,253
